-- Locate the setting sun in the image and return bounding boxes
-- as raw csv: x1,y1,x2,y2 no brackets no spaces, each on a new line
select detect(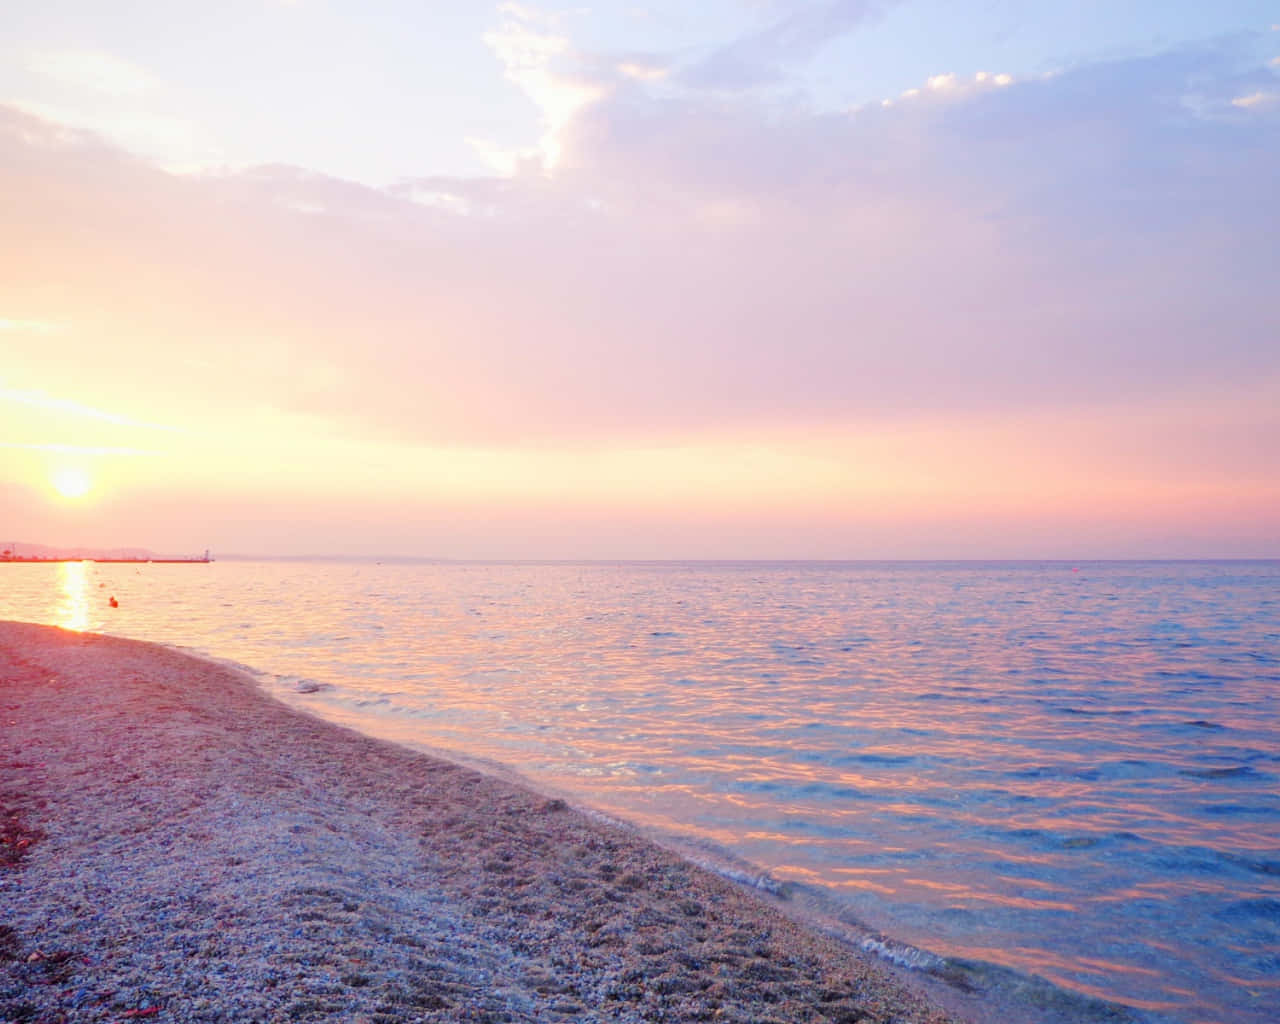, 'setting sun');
50,466,93,500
